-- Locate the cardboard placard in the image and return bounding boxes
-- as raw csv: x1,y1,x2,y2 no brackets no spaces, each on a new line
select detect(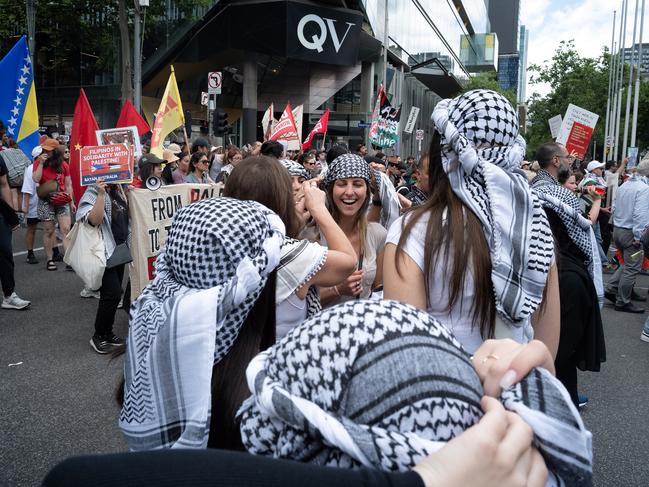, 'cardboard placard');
564,122,594,161
80,144,133,186
95,126,143,158
556,104,598,158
